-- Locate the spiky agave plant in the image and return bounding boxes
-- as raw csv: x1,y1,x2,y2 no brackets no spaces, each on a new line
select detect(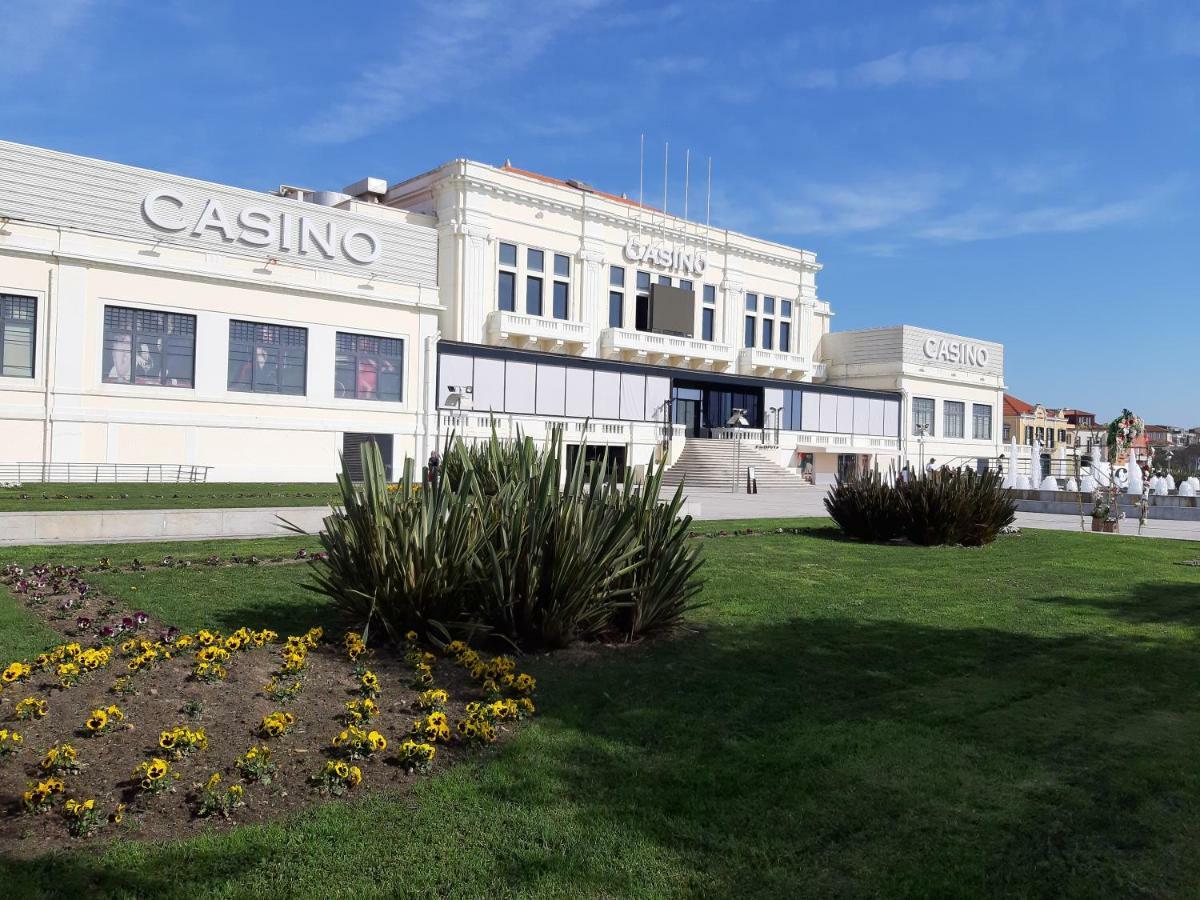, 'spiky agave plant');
824,469,904,542
292,441,484,643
